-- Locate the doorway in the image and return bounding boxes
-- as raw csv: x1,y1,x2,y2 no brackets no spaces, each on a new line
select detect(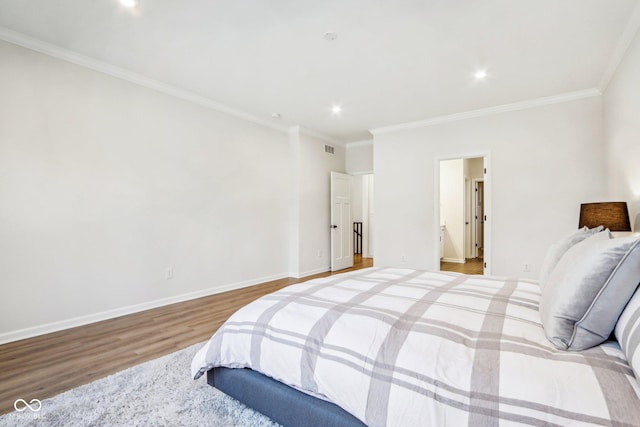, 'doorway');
438,156,489,275
351,173,375,259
